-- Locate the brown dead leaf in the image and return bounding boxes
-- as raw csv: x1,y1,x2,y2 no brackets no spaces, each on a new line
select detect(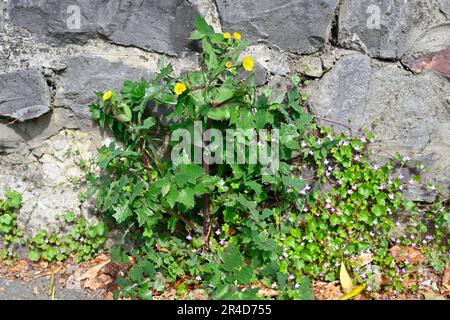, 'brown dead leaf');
84,274,113,290
313,281,342,300
389,246,424,264
349,253,374,267
10,260,28,273
442,264,450,288
78,255,110,282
